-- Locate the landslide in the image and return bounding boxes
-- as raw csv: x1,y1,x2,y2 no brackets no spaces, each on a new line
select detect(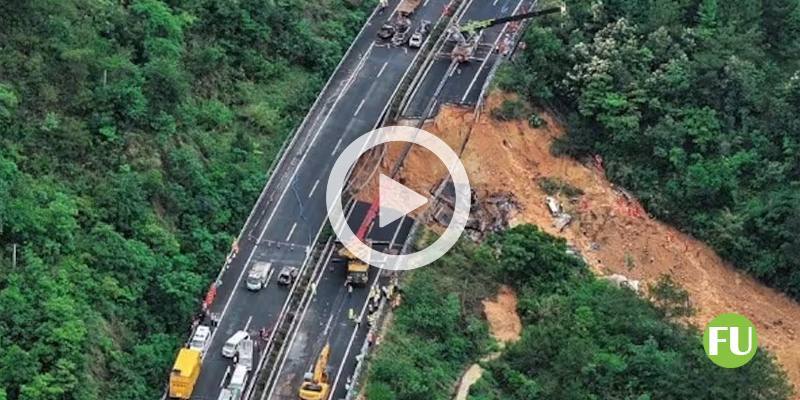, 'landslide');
374,92,800,391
